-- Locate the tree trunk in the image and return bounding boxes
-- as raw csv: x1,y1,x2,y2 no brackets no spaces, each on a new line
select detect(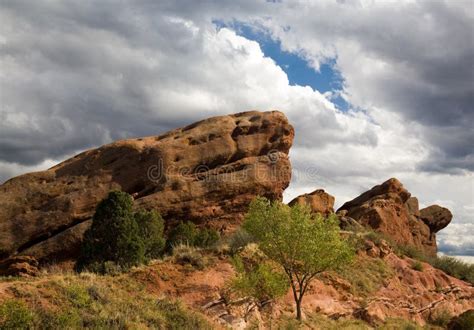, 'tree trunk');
296,300,302,320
